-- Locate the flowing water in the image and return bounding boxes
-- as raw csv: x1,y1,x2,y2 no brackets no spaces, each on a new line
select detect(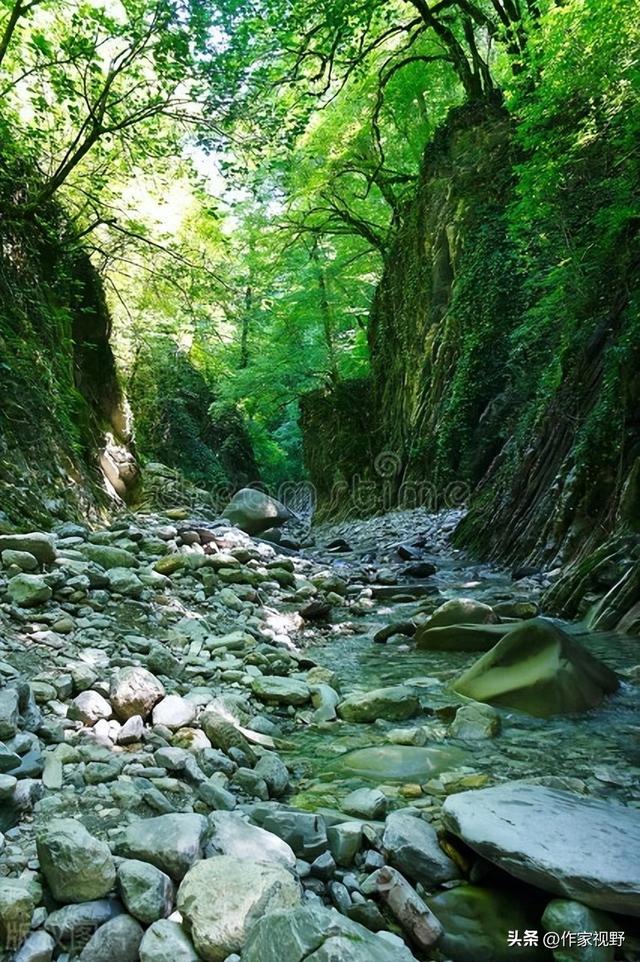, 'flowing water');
283,510,640,814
